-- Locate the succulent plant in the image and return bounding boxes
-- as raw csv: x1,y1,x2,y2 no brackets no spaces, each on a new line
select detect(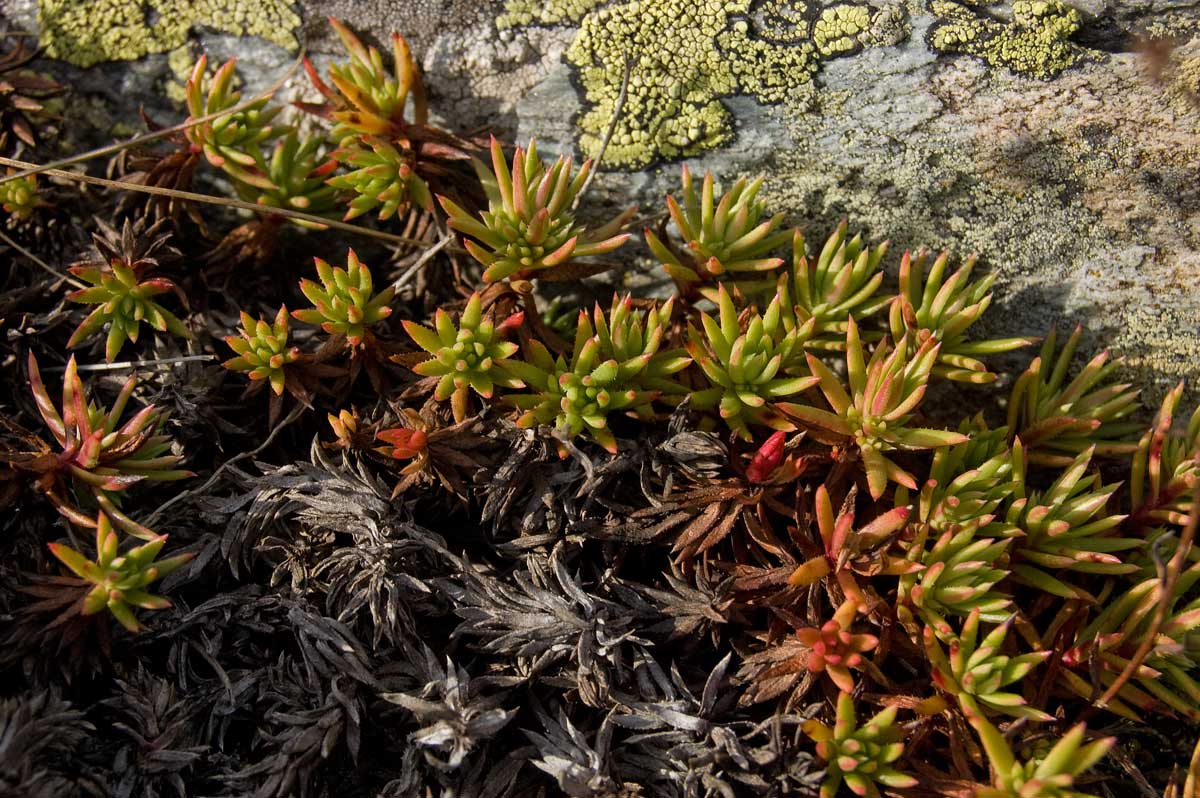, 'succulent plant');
1130,381,1199,529
970,715,1113,798
1061,556,1200,721
913,419,1017,532
65,219,189,362
888,249,1034,383
1007,326,1141,466
222,305,301,396
788,484,915,610
401,292,523,423
895,422,1017,635
241,131,338,224
292,249,393,347
325,408,373,450
299,18,484,213
924,609,1052,721
0,170,40,219
184,55,282,189
4,32,1193,792
539,295,577,341
793,599,879,692
440,137,633,283
1005,444,1140,599
25,353,191,537
901,523,1013,640
644,167,790,291
803,691,917,798
47,510,192,632
686,284,817,440
301,17,425,143
502,301,675,453
373,406,488,497
589,294,690,402
784,318,969,499
783,221,890,350
328,135,433,219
